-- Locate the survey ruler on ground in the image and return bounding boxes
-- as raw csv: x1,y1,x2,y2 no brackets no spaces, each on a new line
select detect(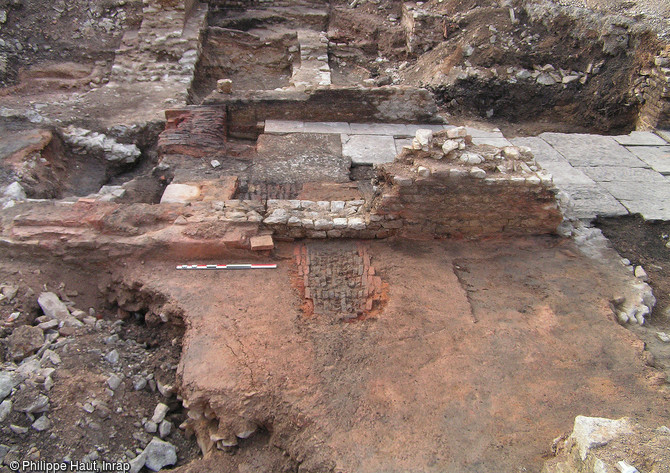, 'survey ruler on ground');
176,263,277,270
